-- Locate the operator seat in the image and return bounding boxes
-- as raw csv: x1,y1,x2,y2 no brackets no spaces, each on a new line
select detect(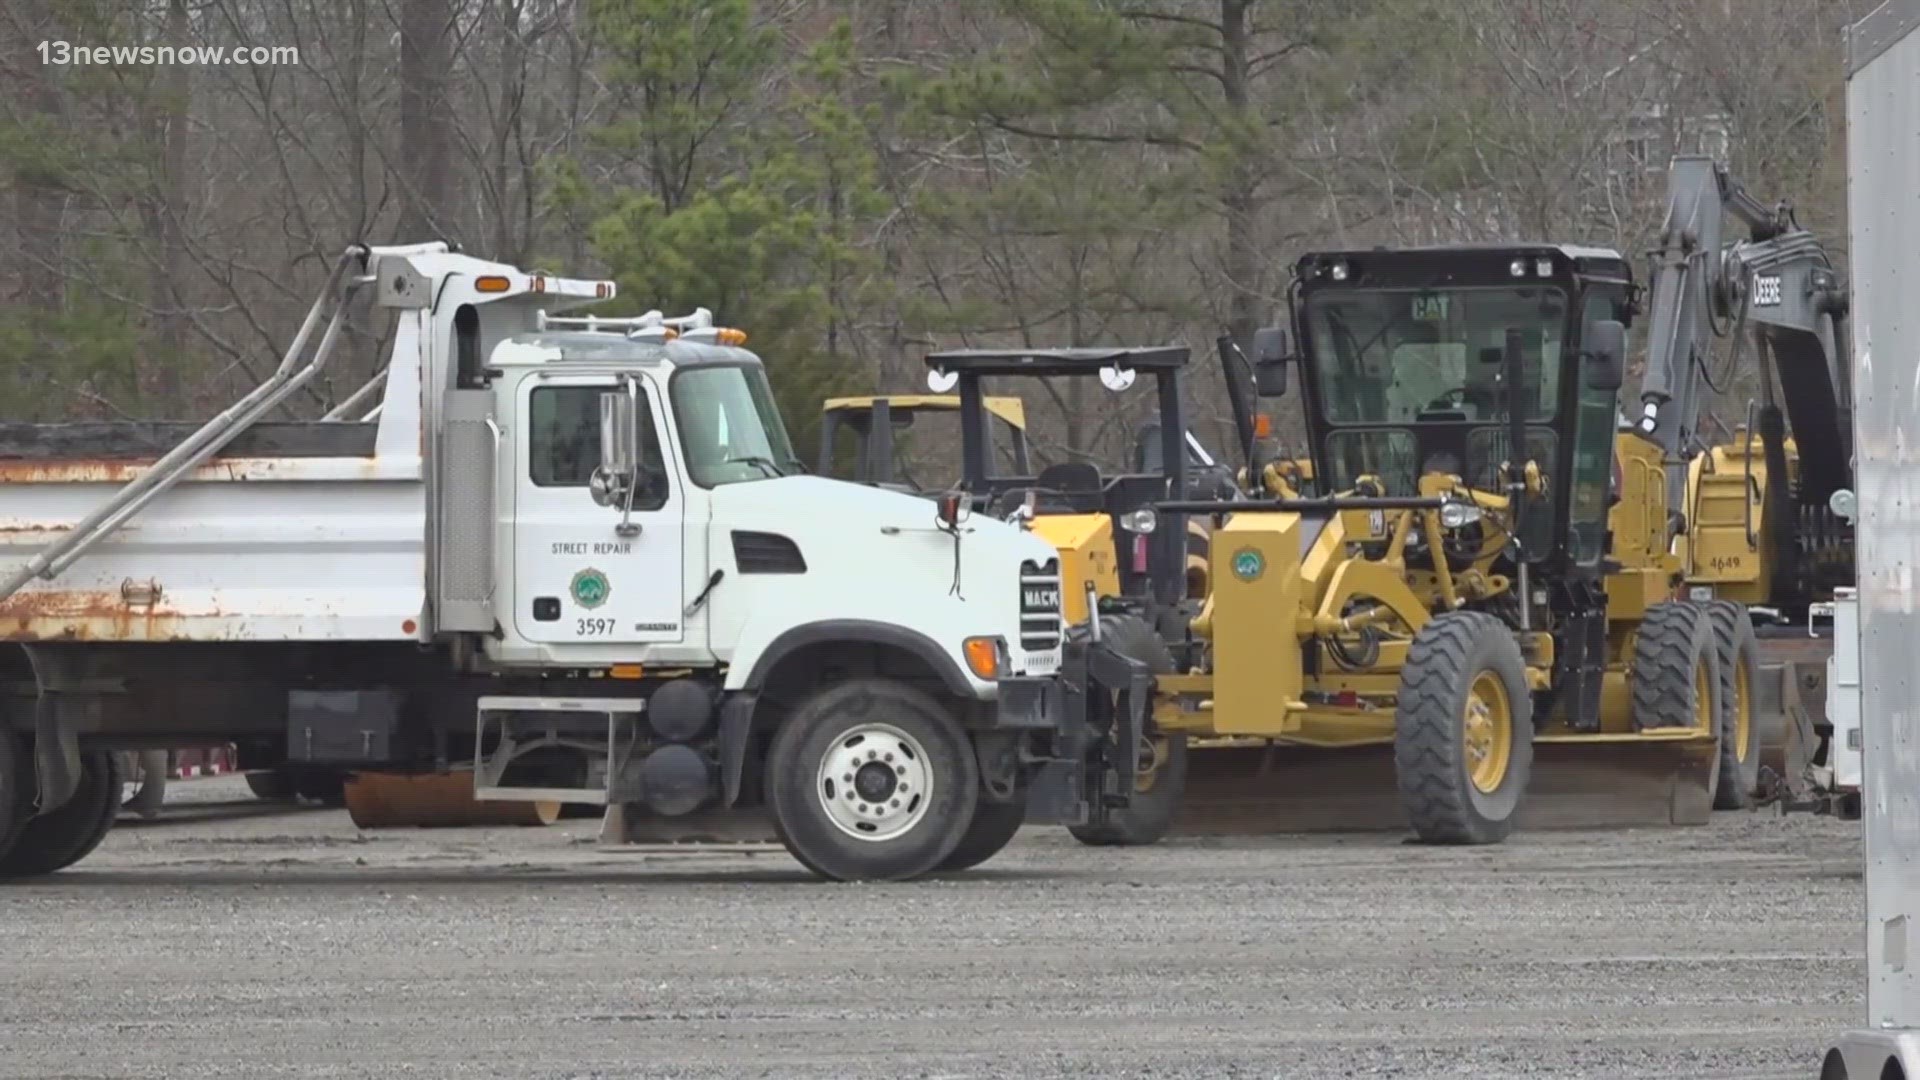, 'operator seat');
1034,461,1105,513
